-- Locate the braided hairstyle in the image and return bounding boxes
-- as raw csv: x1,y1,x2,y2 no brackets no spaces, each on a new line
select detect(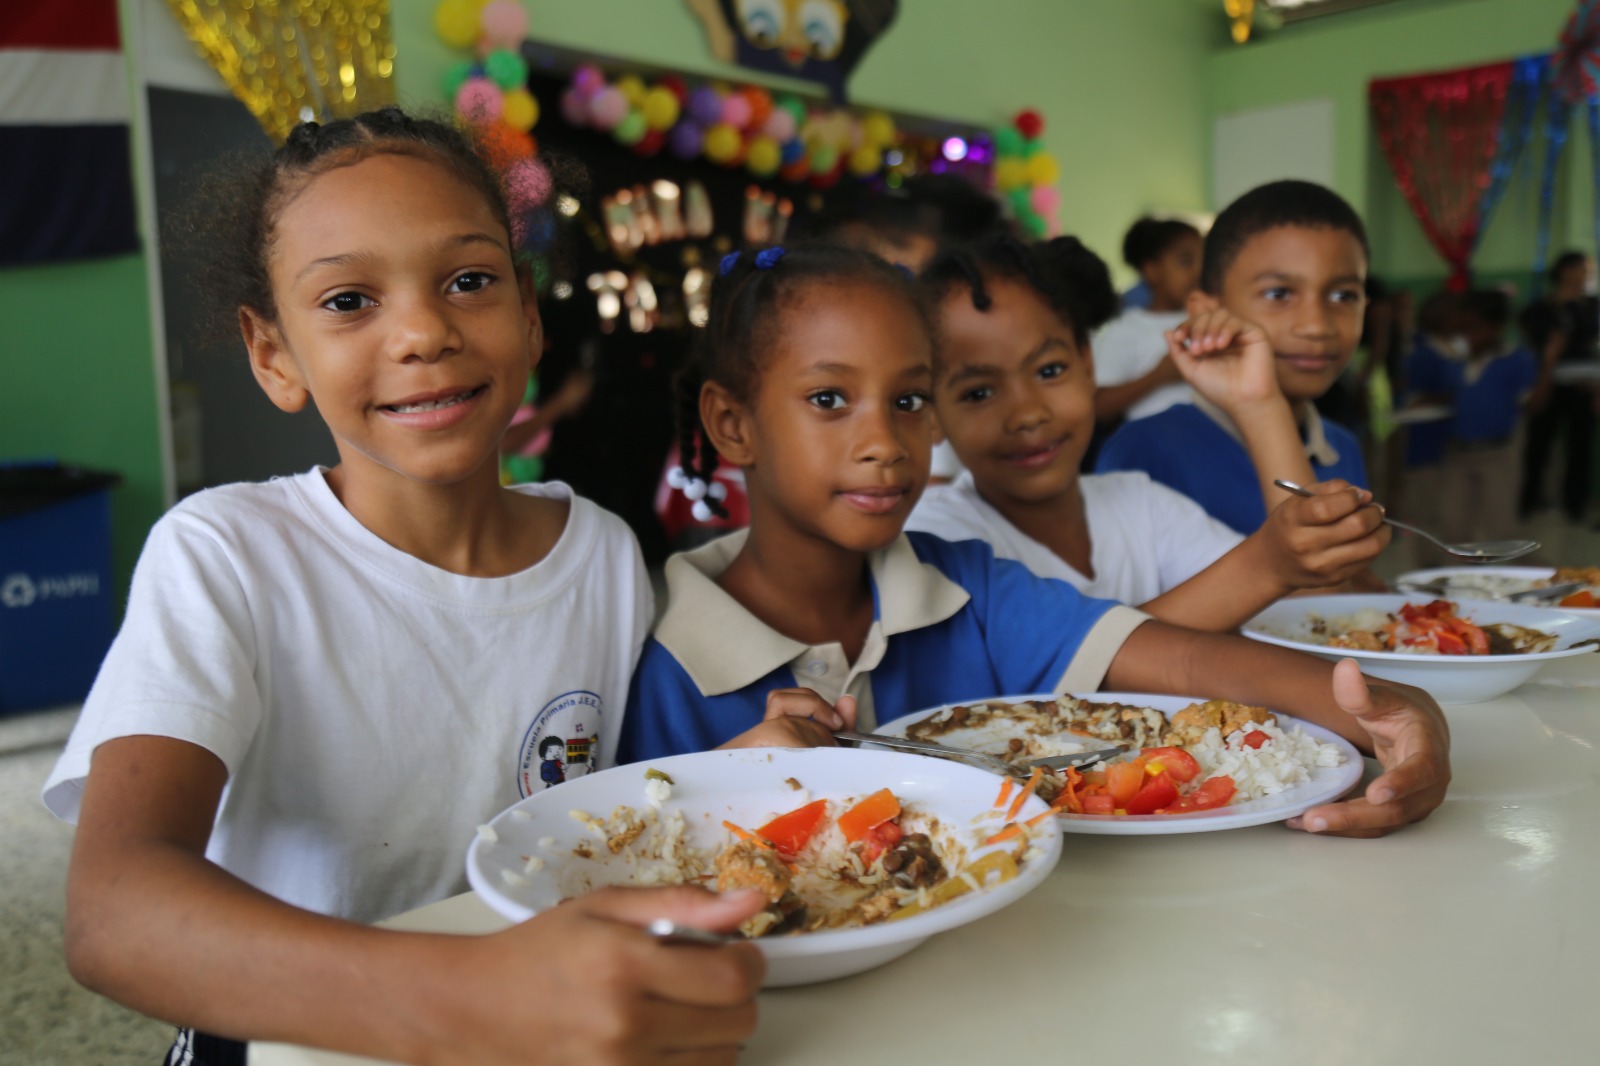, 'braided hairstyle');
177,107,528,342
673,241,932,518
920,233,1119,354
